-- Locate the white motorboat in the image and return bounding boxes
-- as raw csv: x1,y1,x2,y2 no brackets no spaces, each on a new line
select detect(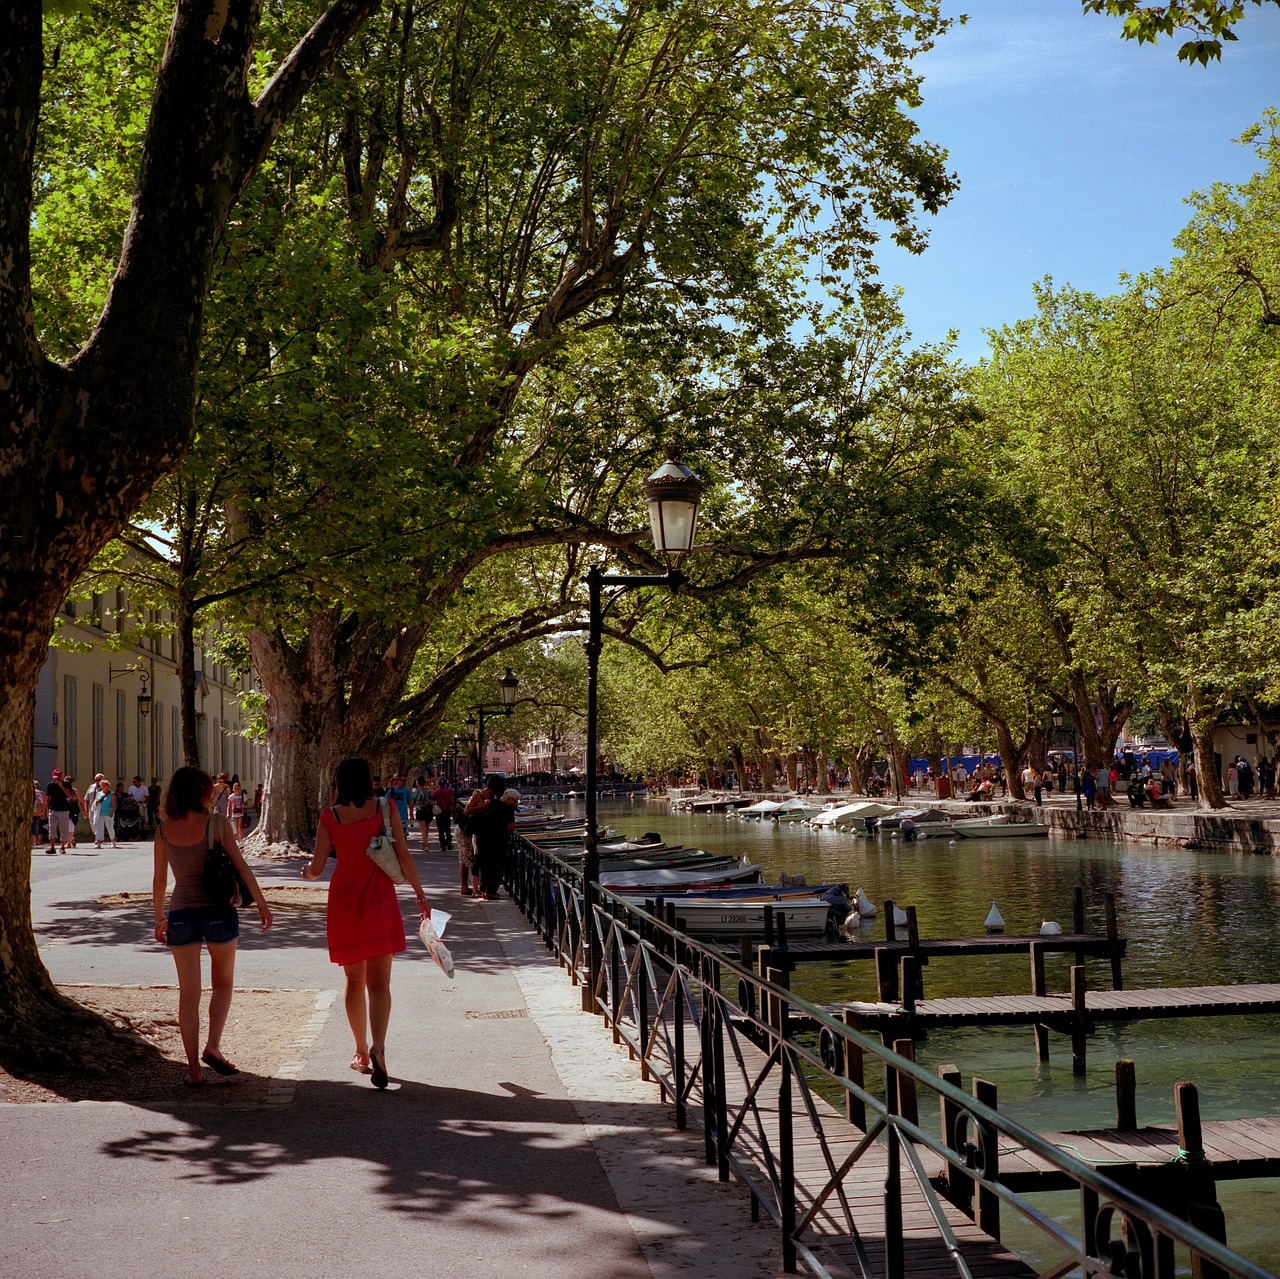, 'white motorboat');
831,802,896,832
953,815,1050,838
620,895,832,939
772,799,826,822
735,799,784,821
809,802,872,829
600,862,764,890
